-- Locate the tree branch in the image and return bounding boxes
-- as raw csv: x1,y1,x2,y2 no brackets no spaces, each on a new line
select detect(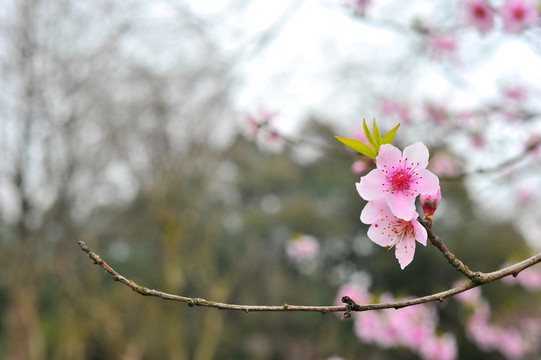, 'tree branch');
78,241,541,314
418,217,479,280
